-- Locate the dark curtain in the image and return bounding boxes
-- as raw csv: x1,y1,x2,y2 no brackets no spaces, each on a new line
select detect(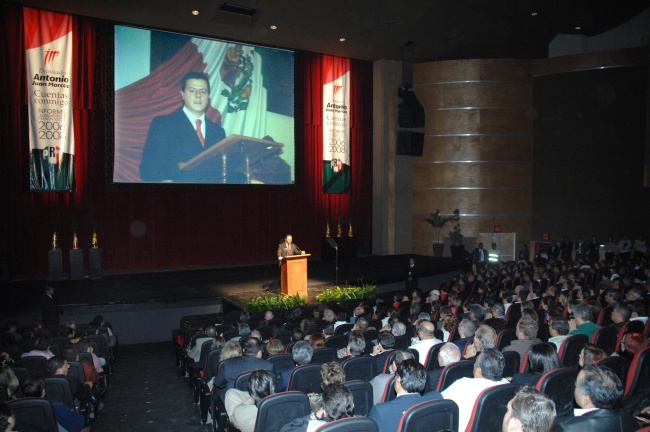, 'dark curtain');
0,3,373,277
